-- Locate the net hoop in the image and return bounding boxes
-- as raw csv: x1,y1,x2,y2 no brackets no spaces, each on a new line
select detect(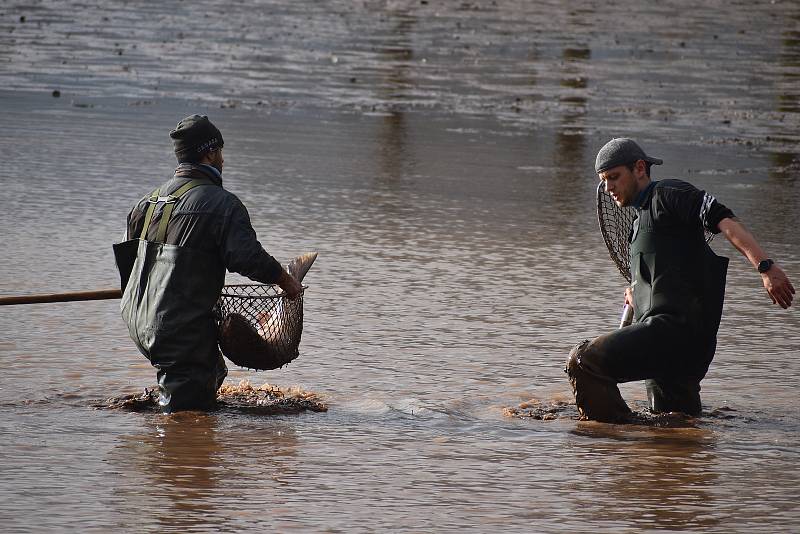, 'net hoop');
597,181,636,283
